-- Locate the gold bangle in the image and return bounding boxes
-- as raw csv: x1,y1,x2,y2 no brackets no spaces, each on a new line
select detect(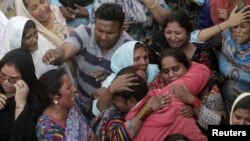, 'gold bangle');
136,104,153,122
